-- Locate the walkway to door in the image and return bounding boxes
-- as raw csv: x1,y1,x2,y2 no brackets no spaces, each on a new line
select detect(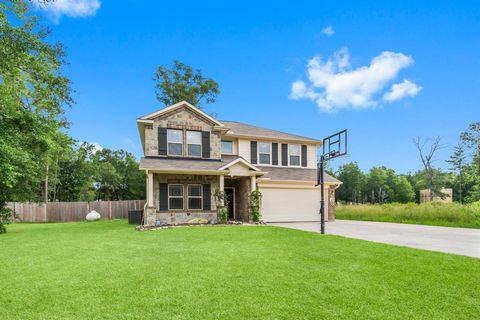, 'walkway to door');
269,220,480,258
